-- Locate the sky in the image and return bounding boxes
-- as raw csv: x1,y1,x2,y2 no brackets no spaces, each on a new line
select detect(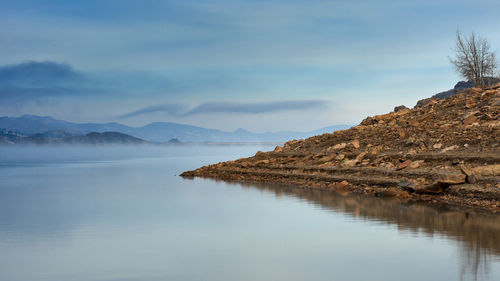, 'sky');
1,0,499,132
